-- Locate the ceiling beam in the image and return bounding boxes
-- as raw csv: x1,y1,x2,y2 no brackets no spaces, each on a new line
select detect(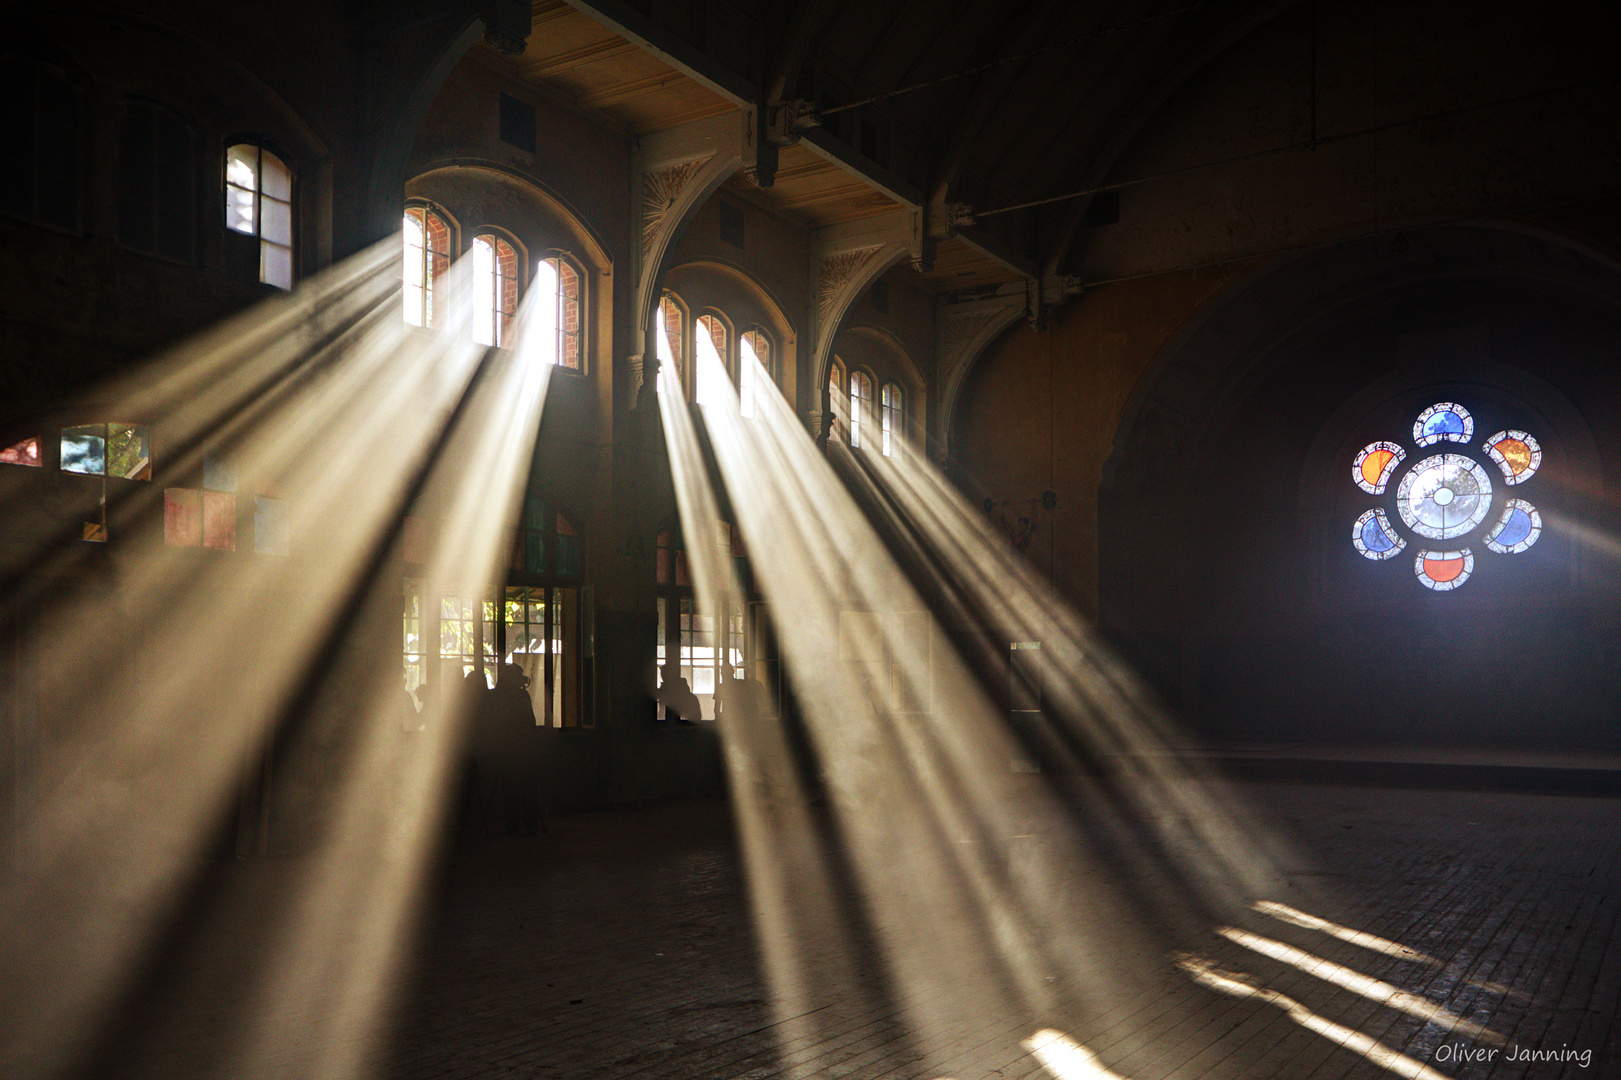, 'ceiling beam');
561,0,755,108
